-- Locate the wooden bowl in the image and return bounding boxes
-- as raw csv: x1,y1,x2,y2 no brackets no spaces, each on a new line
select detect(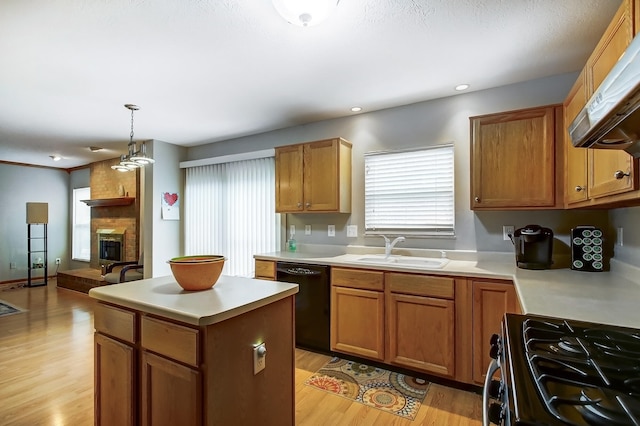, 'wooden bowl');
168,255,225,291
